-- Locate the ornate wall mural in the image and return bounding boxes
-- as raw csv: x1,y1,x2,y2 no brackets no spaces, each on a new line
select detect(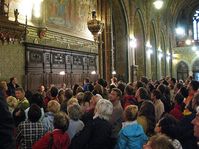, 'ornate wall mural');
46,0,96,38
